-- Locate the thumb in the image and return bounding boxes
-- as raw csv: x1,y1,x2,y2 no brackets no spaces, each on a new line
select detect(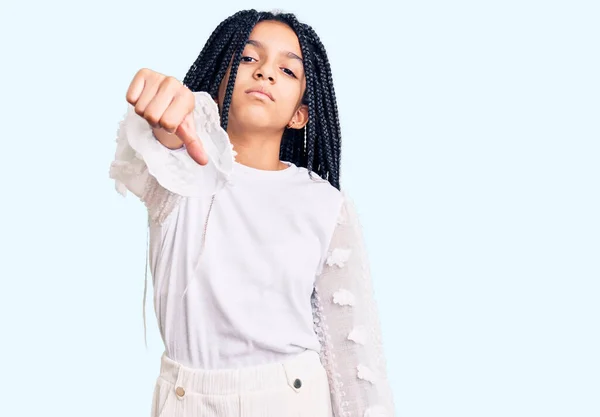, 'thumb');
175,114,209,166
